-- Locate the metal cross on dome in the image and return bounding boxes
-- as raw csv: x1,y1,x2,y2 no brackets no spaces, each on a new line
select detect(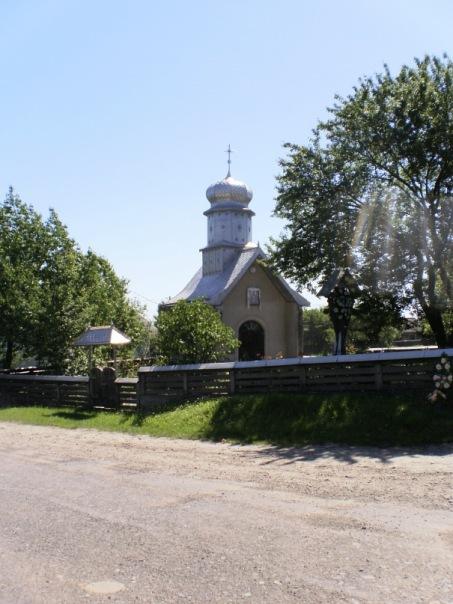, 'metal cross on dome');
225,144,234,177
